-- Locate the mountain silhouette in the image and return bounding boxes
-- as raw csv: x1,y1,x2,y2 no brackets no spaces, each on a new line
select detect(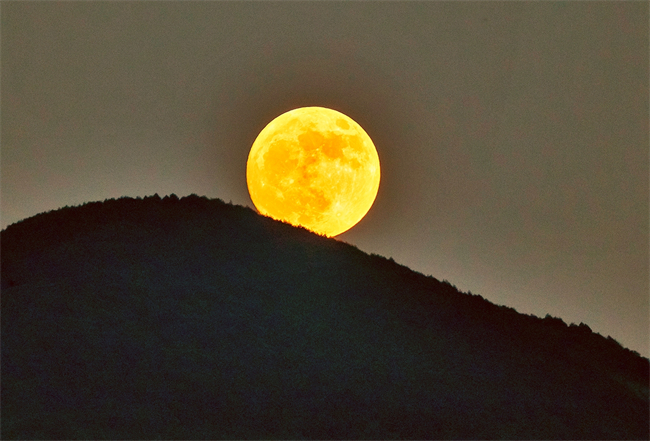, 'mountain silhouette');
2,194,648,439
